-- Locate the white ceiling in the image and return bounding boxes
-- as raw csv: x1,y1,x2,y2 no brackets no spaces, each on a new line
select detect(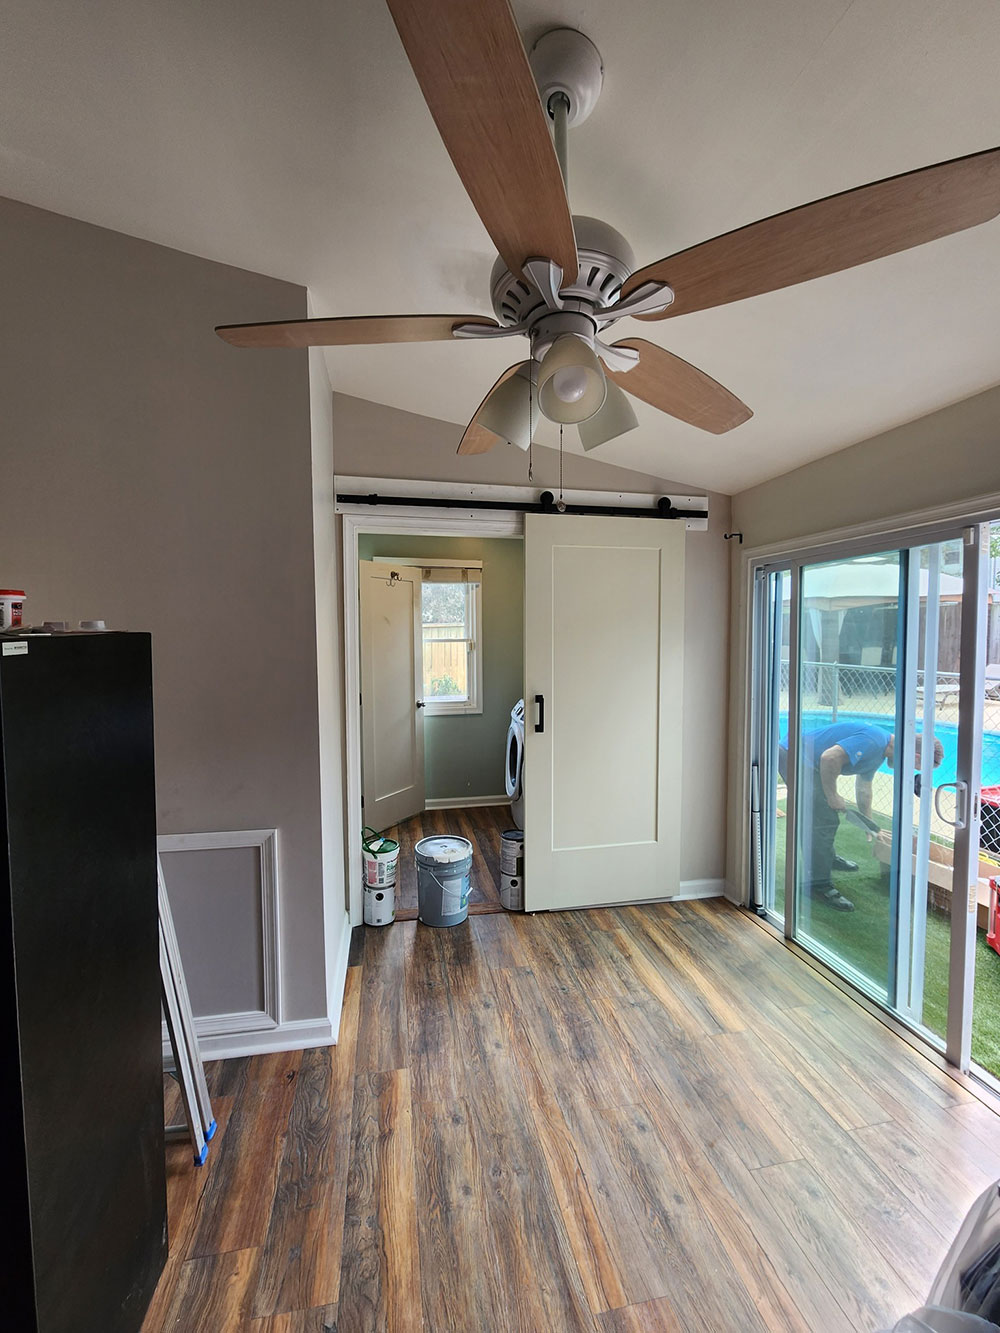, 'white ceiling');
2,0,999,494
